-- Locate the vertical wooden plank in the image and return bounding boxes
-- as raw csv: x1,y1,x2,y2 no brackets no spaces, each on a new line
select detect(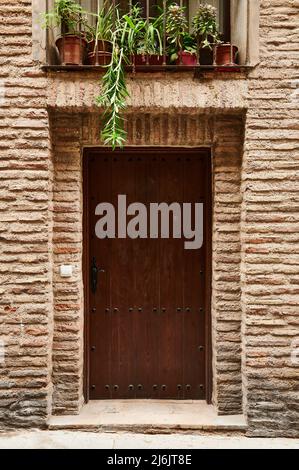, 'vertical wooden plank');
83,153,90,402
183,153,206,399
133,152,160,398
158,152,184,399
204,153,213,403
110,154,136,398
89,154,112,398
